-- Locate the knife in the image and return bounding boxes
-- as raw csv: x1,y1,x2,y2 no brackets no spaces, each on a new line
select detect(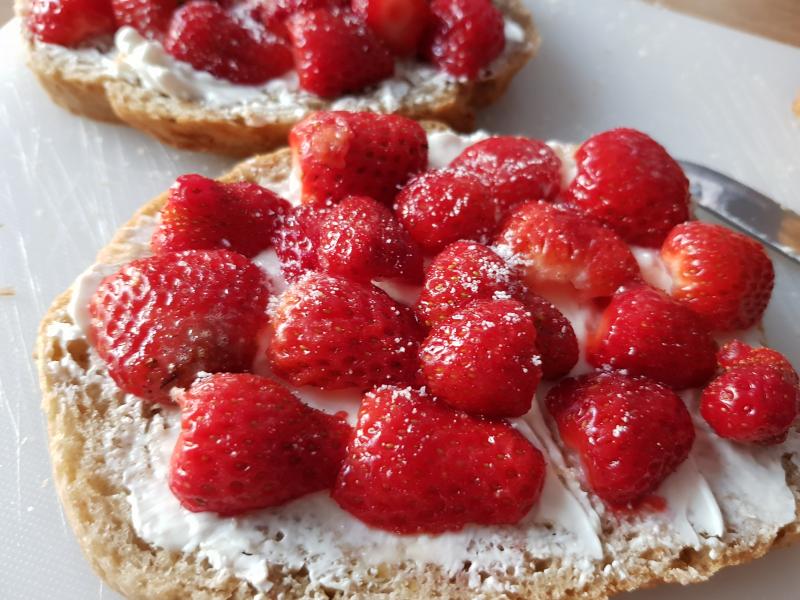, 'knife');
679,160,800,265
